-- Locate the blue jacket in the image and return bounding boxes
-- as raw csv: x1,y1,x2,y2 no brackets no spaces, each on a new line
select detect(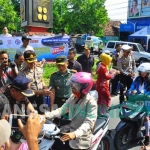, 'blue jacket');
127,76,150,95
